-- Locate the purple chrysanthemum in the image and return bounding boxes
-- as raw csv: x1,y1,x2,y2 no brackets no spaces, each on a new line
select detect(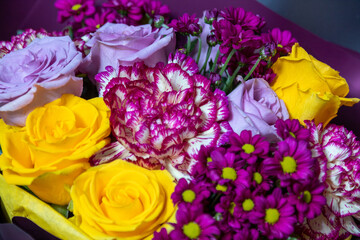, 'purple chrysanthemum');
275,118,310,141
170,207,220,240
220,7,265,31
78,9,116,34
262,28,297,55
55,0,96,23
228,130,270,165
250,188,297,239
204,8,219,24
207,149,250,189
171,178,210,206
91,52,232,179
263,137,315,187
102,0,144,24
153,228,171,240
215,192,243,231
143,0,170,20
247,164,272,192
212,19,260,55
288,181,326,223
168,13,201,36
